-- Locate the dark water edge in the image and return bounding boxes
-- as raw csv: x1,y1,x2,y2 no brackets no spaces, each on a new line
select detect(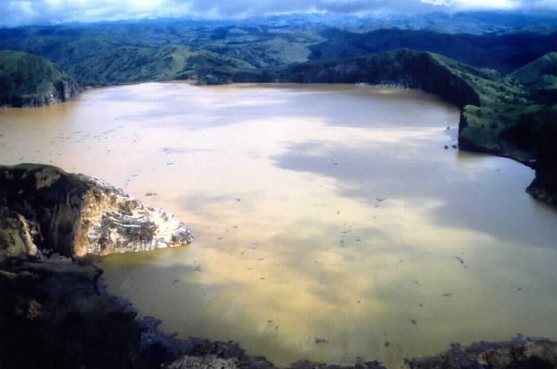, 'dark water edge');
0,252,387,369
1,253,556,369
